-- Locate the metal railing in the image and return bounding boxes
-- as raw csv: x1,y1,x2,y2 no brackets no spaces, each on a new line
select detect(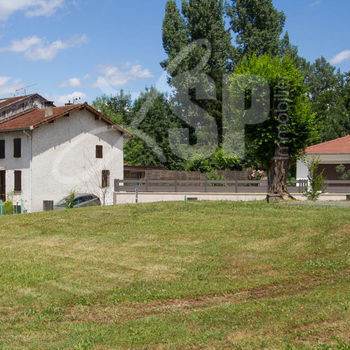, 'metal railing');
114,179,312,194
114,179,350,194
0,200,26,216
